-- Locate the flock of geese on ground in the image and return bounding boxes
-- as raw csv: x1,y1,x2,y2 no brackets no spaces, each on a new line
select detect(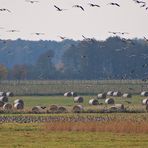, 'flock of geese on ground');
0,0,148,41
